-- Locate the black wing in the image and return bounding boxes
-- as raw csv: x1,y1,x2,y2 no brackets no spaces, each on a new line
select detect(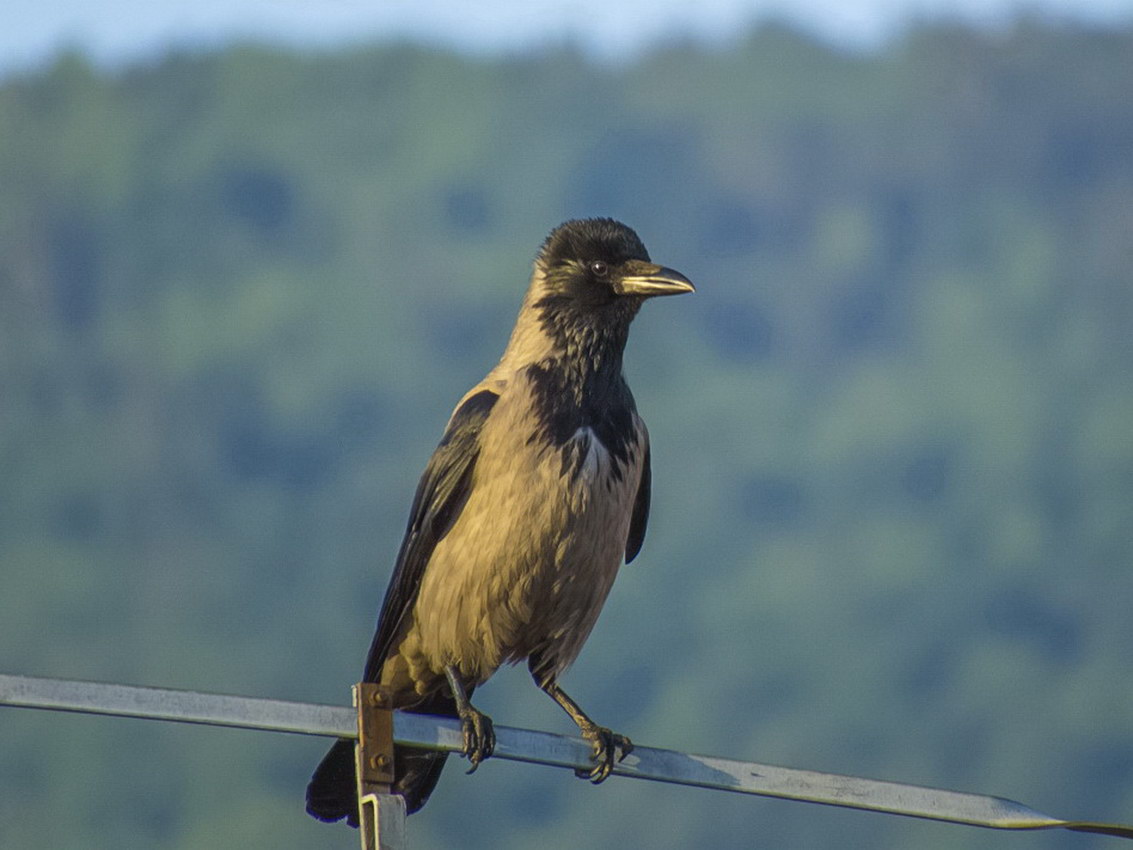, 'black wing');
362,388,499,681
625,440,651,563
